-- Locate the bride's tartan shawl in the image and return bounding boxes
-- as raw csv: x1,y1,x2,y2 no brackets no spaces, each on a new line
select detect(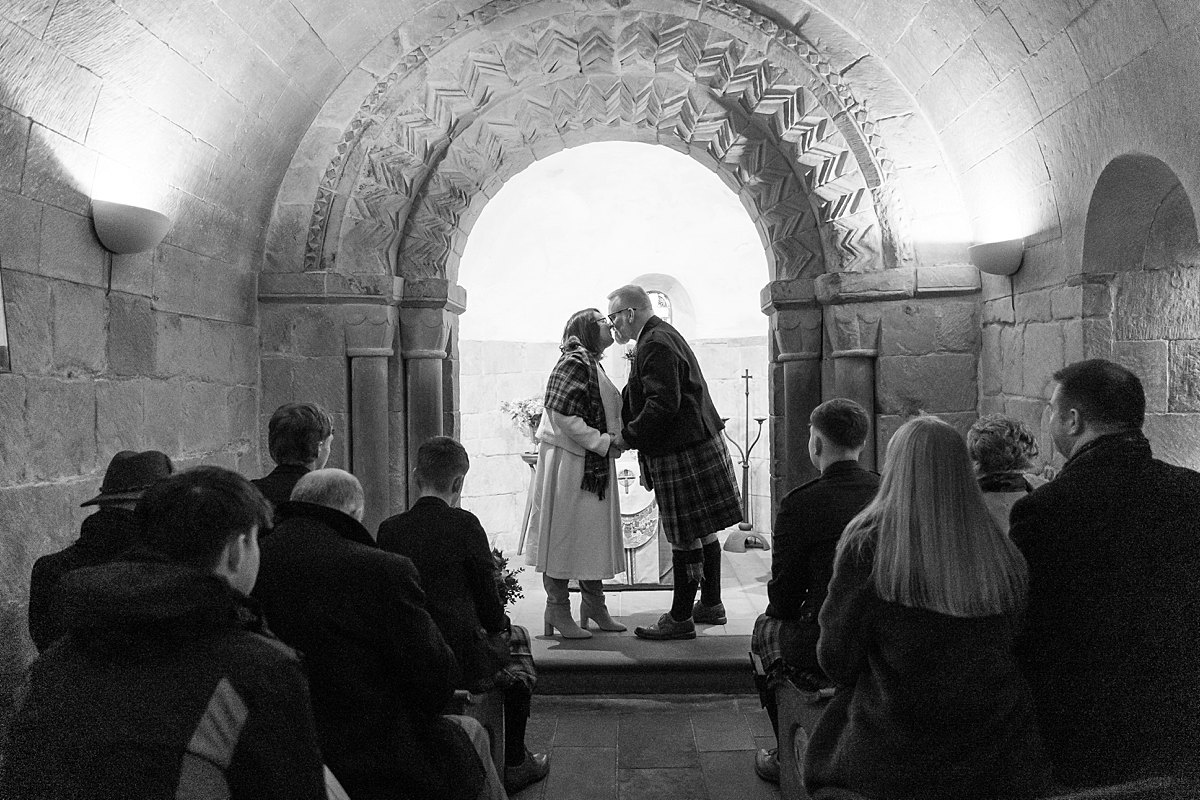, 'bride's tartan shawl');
542,337,610,500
